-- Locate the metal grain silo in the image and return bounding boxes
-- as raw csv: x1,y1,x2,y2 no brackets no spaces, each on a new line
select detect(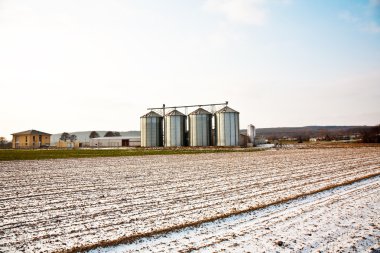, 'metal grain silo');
247,124,256,144
165,109,186,147
188,108,212,146
215,106,240,146
140,111,163,147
